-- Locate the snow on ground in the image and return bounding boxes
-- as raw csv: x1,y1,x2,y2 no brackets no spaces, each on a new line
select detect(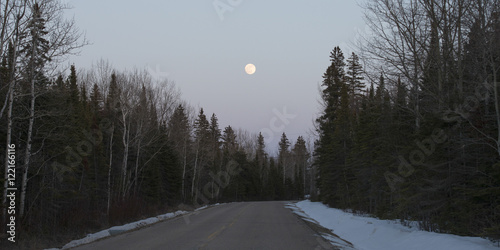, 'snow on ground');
56,203,224,249
292,200,499,250
59,210,188,249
